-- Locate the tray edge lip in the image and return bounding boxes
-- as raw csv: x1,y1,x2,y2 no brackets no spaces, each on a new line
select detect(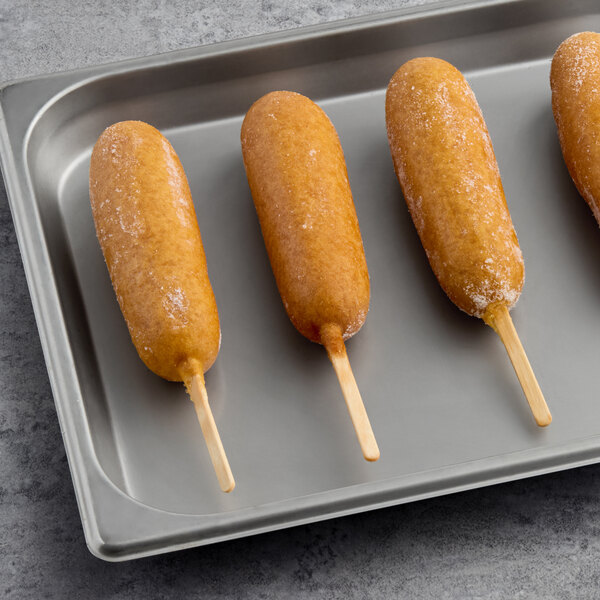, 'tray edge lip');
0,80,111,564
87,434,600,561
0,0,492,93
